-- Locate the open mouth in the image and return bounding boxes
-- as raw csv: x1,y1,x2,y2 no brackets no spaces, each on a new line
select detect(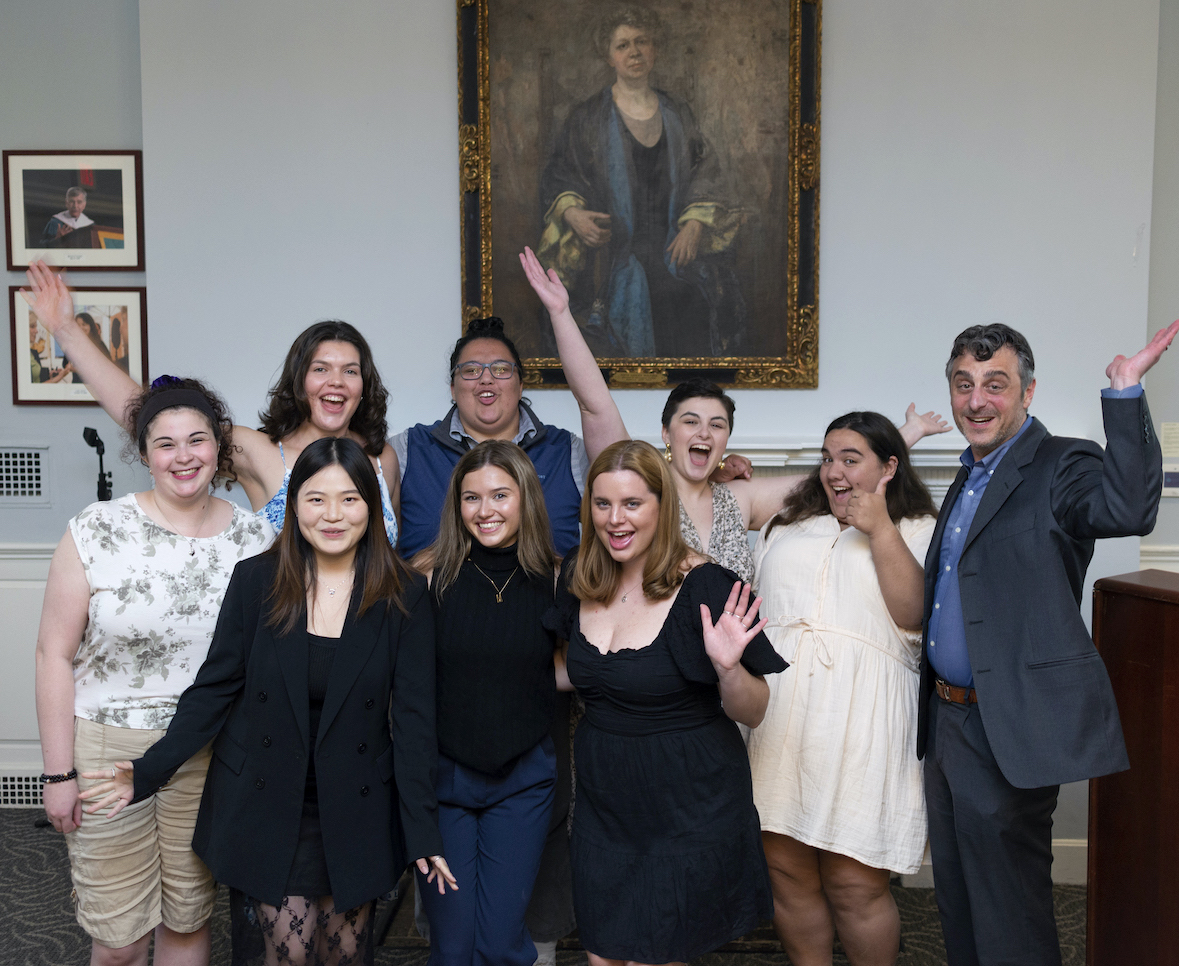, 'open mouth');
477,521,504,534
828,485,852,503
688,443,711,467
476,390,498,405
319,394,348,414
607,529,634,551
